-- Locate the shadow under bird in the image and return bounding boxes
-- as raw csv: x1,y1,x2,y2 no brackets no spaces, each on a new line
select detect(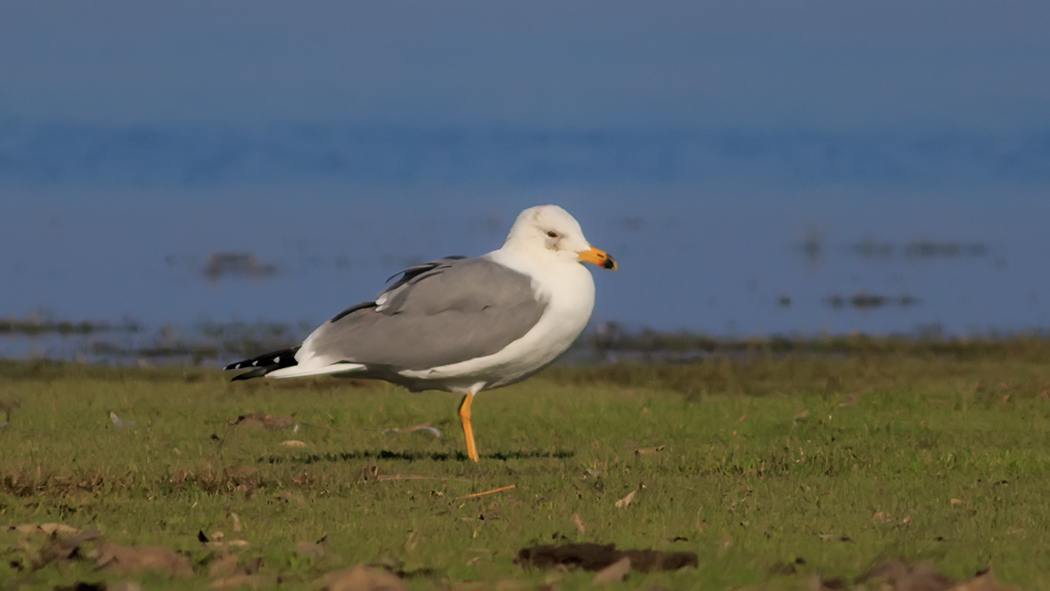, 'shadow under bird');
224,204,617,461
